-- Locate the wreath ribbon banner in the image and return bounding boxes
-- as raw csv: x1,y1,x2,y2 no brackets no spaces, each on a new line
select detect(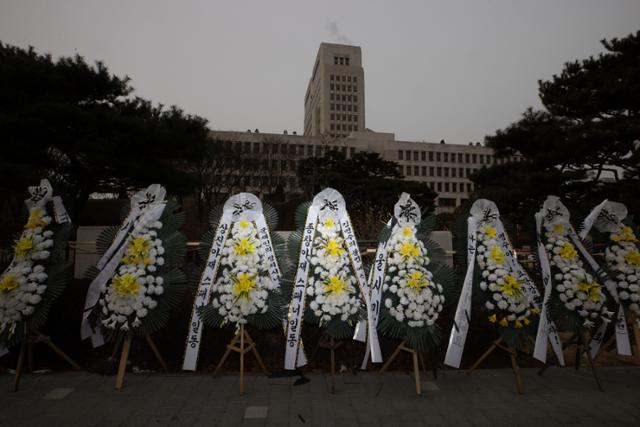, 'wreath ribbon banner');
444,216,477,368
339,211,382,364
533,212,566,365
284,205,318,370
